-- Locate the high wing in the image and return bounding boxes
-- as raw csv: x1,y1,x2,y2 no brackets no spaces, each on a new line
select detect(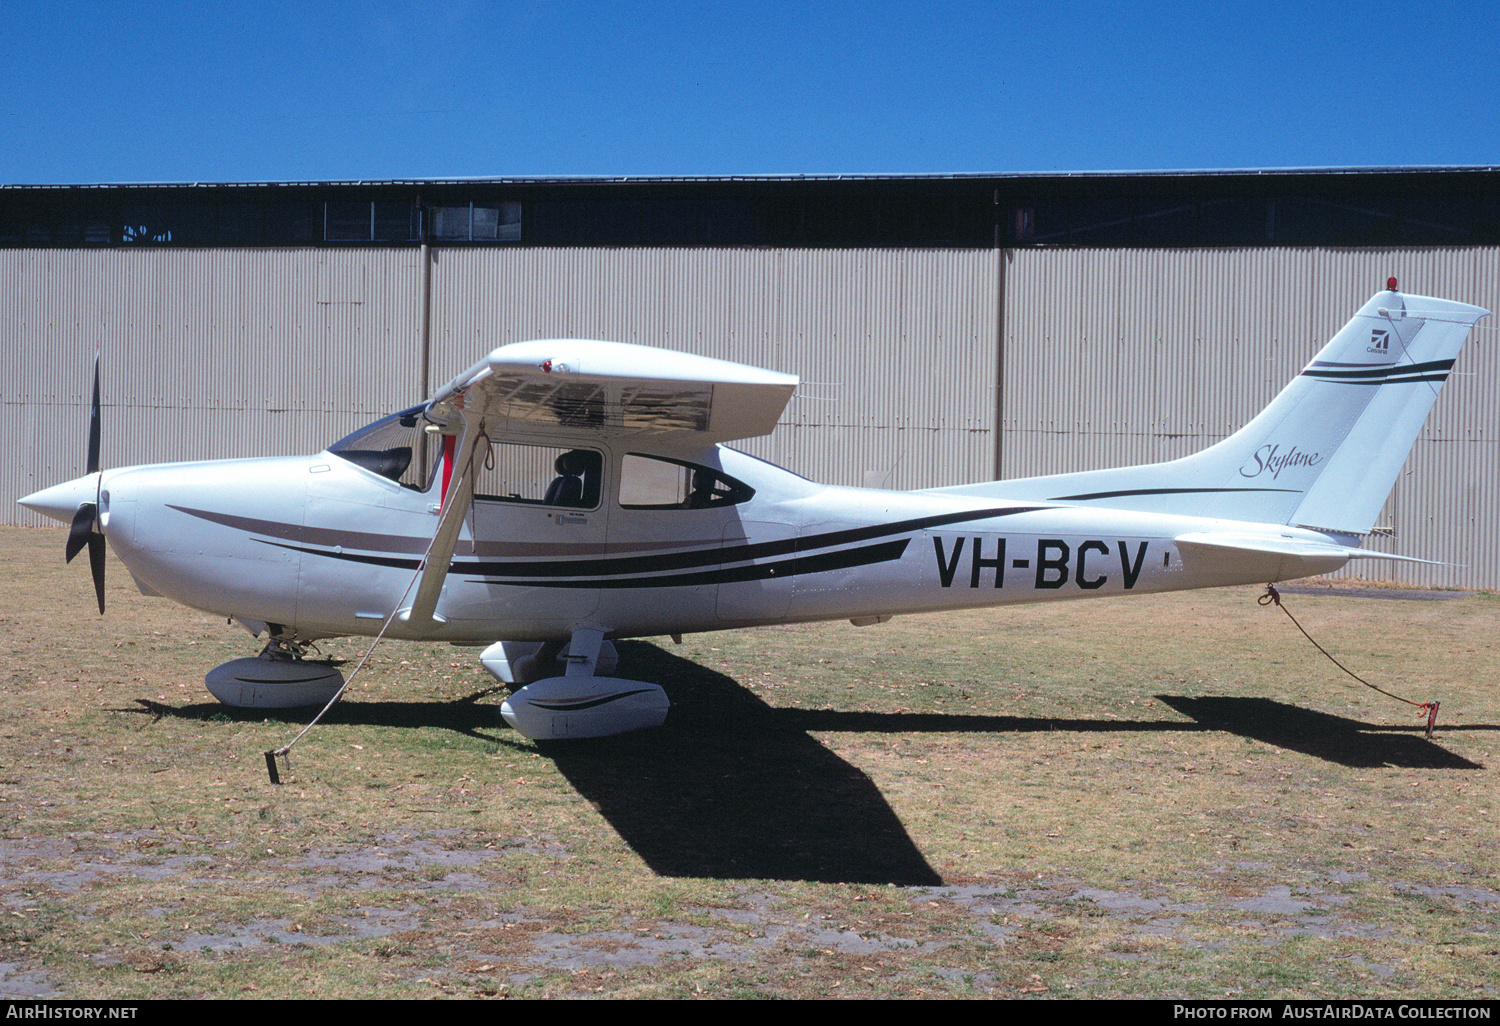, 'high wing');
403,340,799,631
426,339,799,444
